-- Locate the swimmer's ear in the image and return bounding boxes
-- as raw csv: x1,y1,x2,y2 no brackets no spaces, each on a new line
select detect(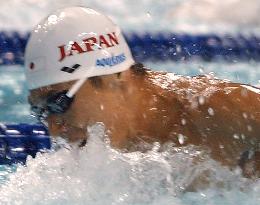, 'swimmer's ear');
130,63,148,76
89,76,103,88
